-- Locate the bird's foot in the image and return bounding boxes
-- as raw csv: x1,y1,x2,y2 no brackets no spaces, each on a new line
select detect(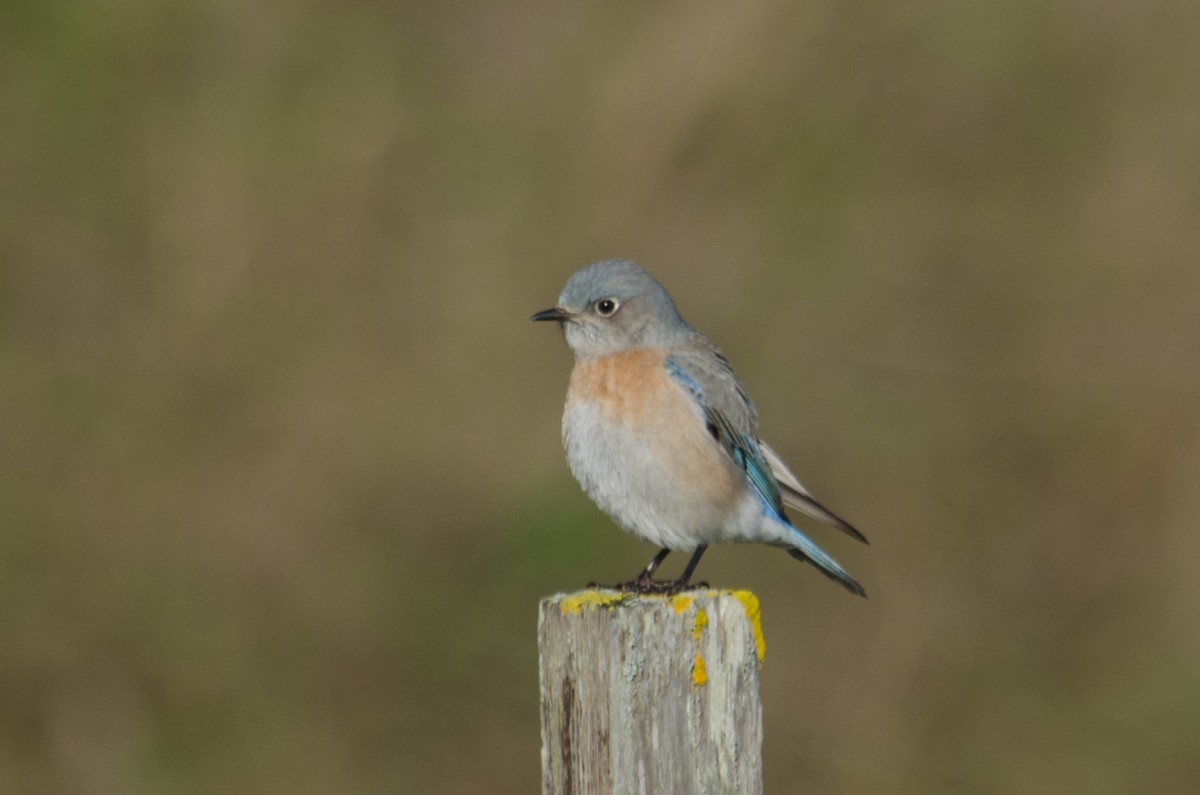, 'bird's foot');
610,574,700,596
585,576,674,594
